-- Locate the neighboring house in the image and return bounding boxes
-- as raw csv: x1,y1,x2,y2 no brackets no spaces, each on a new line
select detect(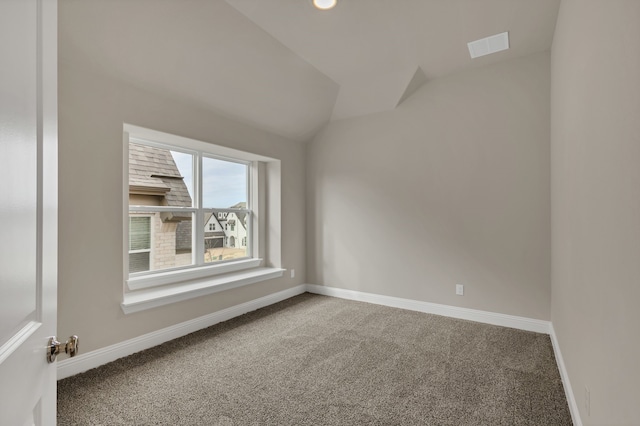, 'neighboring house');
204,203,247,249
203,213,225,250
215,202,248,250
128,143,192,273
